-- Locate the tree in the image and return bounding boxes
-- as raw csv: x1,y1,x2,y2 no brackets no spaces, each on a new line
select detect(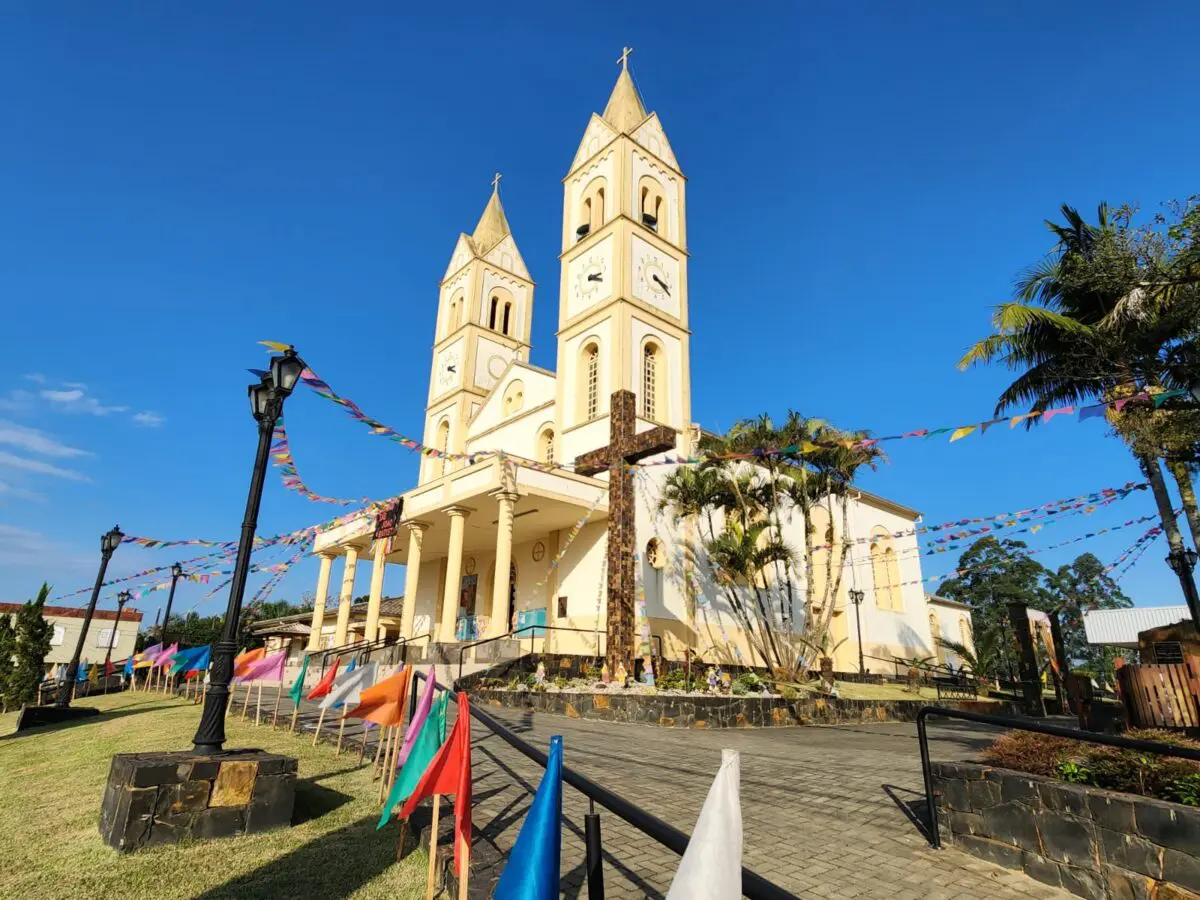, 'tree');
10,584,53,708
959,201,1200,605
0,613,16,712
939,537,1053,679
936,627,1007,686
1047,552,1132,685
